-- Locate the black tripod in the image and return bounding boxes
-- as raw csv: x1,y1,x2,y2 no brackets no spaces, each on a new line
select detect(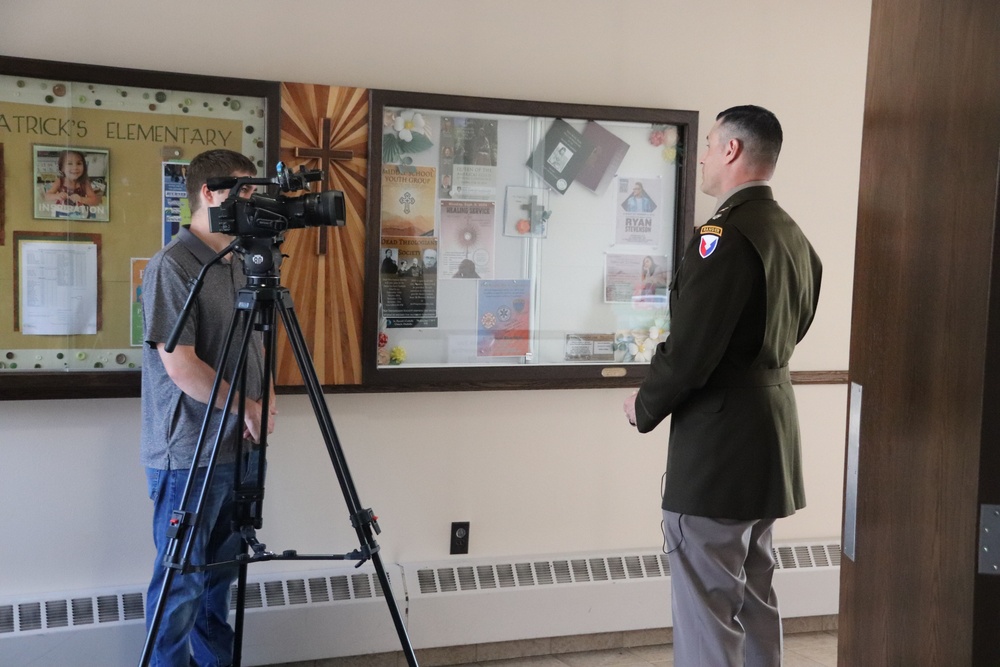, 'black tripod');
139,236,419,667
